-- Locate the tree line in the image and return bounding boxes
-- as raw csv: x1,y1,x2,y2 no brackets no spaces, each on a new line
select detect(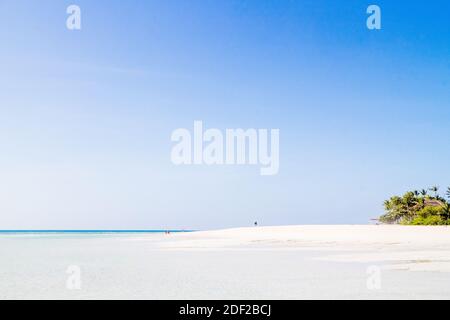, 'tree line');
379,186,450,225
